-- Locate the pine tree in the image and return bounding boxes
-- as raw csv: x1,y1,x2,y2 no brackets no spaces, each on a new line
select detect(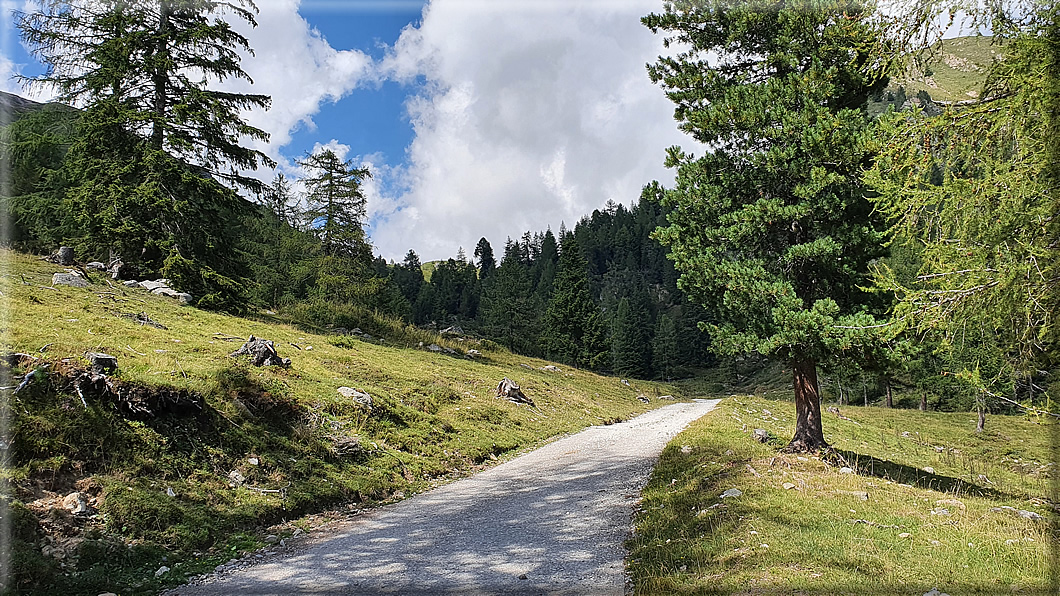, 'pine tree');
643,1,892,451
541,237,607,368
652,313,679,381
481,239,538,354
611,285,653,379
